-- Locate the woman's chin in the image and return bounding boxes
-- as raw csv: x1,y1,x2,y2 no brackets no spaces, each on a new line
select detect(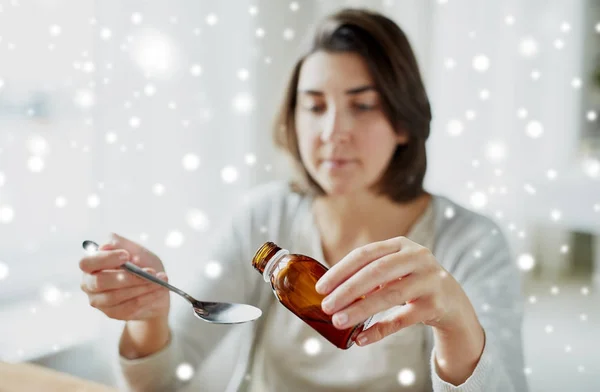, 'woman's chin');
319,179,361,197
